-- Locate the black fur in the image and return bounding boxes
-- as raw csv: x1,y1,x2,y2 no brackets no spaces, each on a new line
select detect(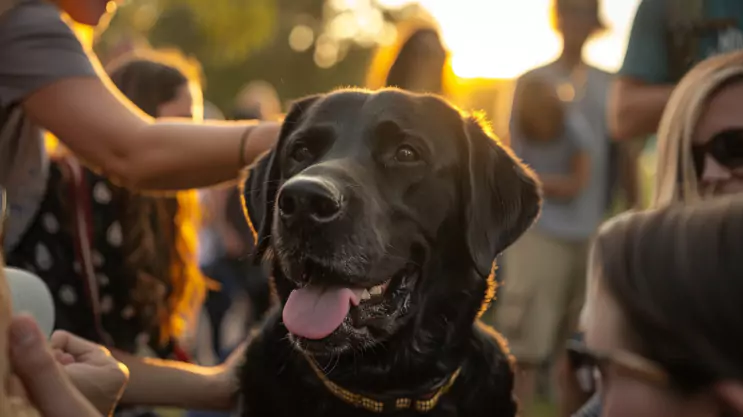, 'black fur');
240,89,541,417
